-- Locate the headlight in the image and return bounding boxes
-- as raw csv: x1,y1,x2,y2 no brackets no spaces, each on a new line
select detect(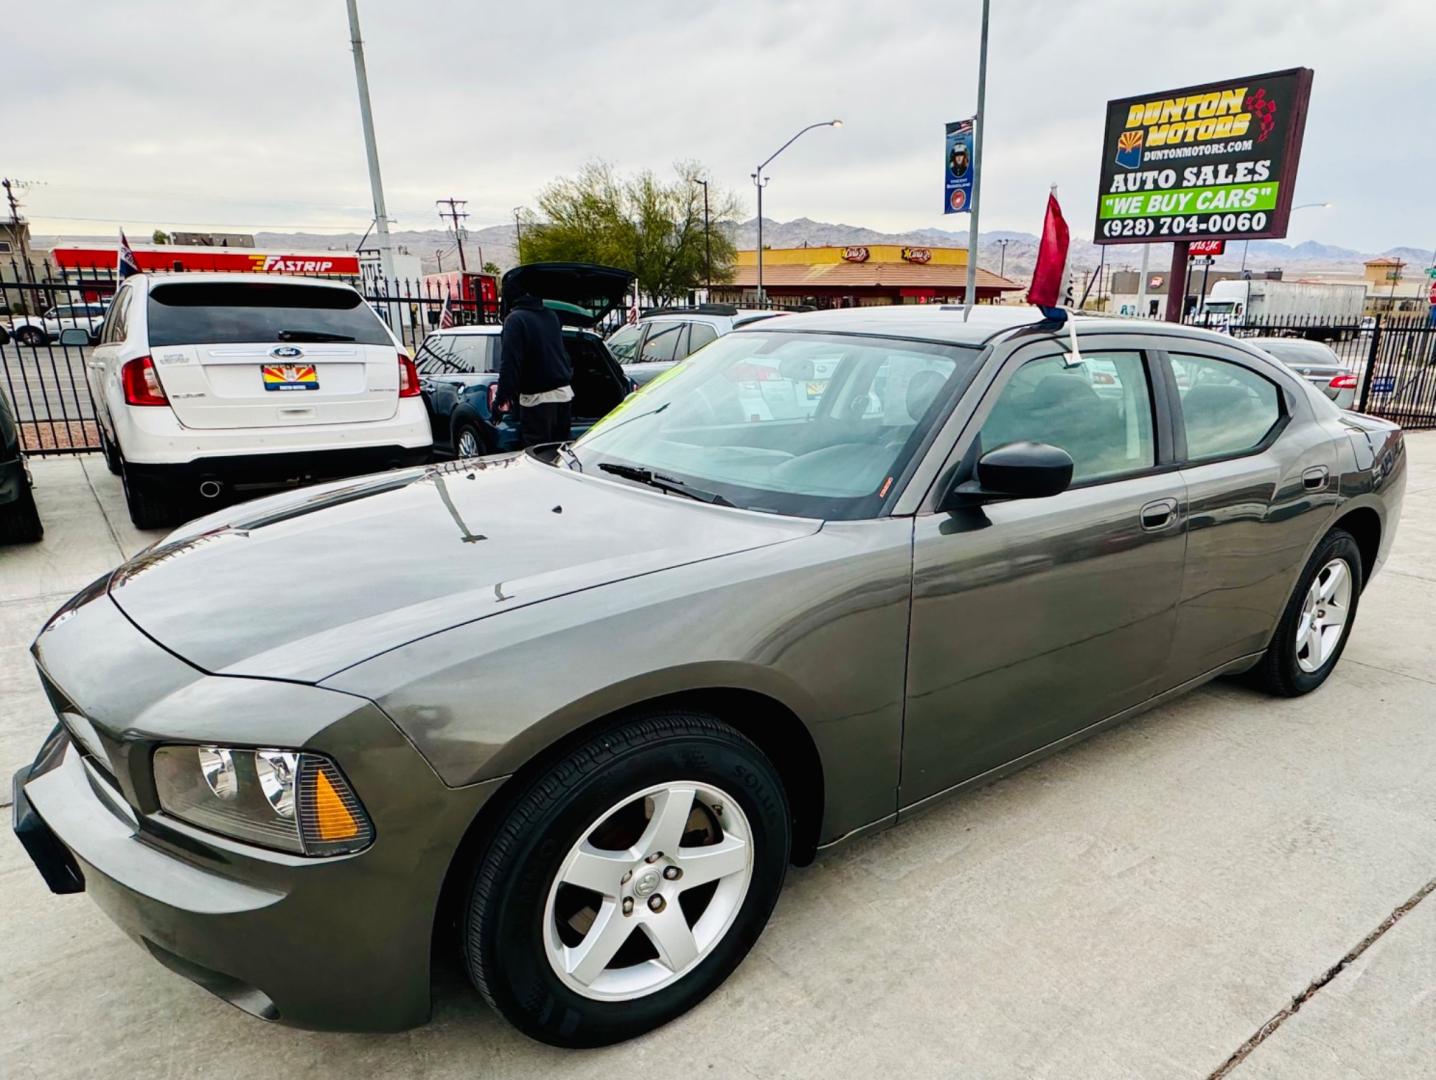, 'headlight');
152,745,374,856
